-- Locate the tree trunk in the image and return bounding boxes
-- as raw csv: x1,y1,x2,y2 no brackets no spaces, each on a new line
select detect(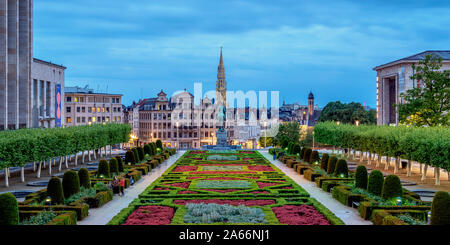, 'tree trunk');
100,148,103,158
59,157,63,172
75,153,78,166
435,167,440,186
37,161,42,178
376,155,381,168
368,152,372,165
48,160,52,175
394,157,399,174
407,160,412,177
105,146,108,157
332,147,335,155
33,162,36,172
88,150,92,161
4,168,9,187
385,156,390,170
421,164,428,181
21,167,25,183
65,156,69,169
110,145,112,156
81,151,85,164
